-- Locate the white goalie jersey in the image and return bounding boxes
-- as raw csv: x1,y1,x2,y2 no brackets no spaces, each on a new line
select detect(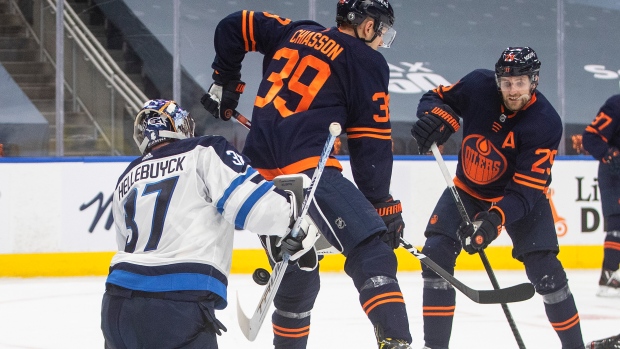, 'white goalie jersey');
107,135,291,309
